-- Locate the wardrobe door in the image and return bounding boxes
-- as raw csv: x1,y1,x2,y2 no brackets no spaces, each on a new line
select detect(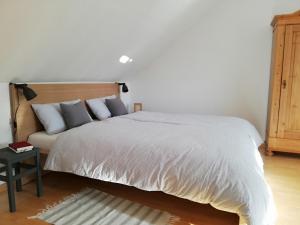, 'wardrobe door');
278,25,300,139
